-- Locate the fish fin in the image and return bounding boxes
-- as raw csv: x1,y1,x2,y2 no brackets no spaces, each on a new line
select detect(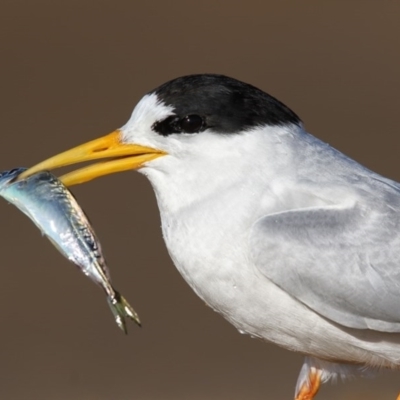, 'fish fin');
107,290,141,334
